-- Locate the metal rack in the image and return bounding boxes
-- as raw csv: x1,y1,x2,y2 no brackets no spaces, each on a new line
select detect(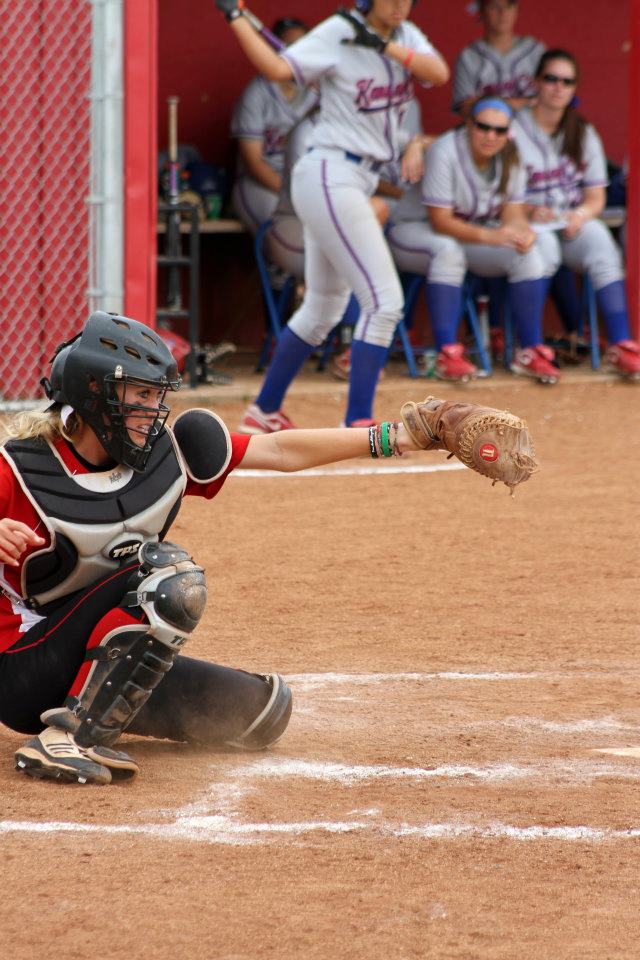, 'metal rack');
156,201,200,388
